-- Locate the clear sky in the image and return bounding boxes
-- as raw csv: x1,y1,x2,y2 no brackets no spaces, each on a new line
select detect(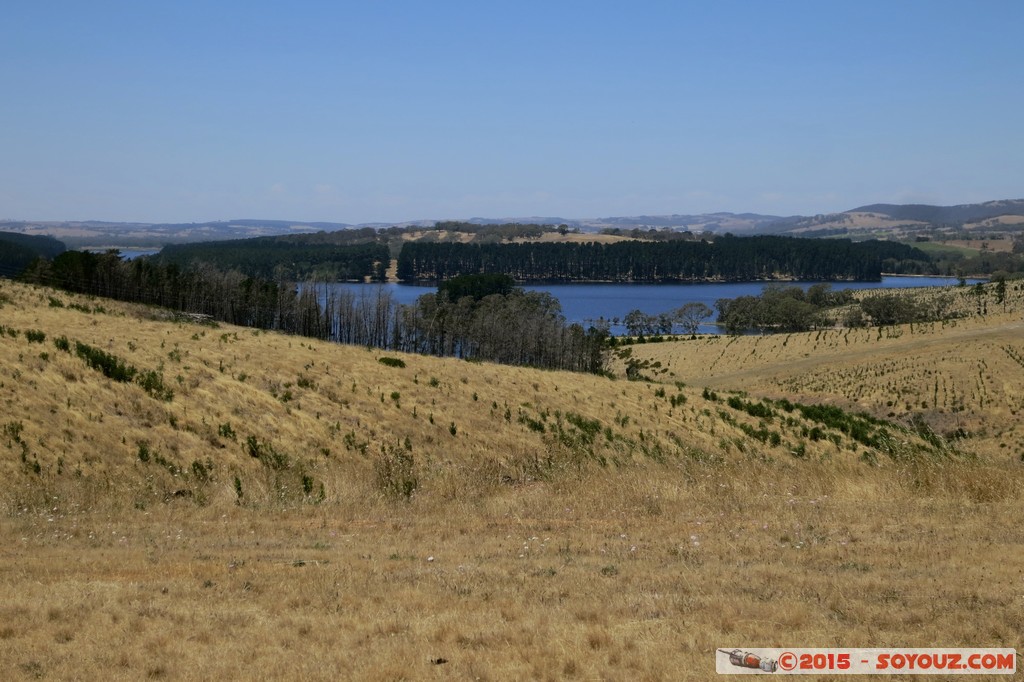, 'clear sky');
3,1,1023,224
